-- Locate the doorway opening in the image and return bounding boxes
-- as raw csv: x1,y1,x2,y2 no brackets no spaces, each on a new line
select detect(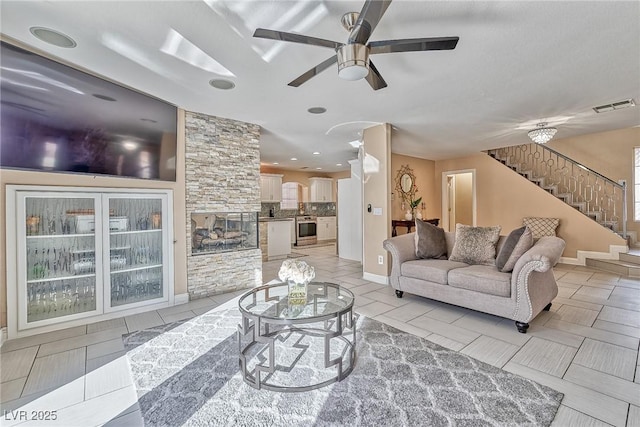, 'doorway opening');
442,170,476,232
